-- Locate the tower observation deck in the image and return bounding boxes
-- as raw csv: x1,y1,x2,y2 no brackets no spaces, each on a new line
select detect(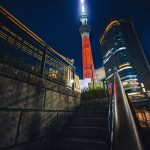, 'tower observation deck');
79,0,95,81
